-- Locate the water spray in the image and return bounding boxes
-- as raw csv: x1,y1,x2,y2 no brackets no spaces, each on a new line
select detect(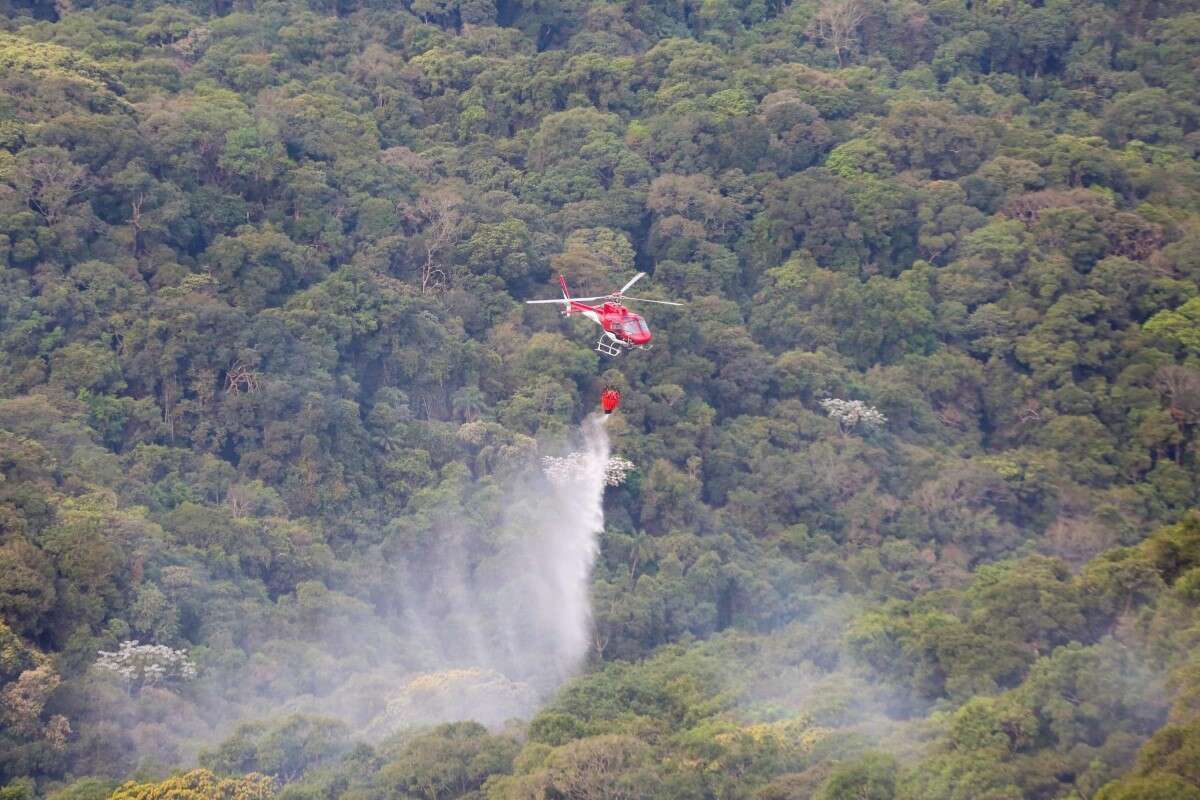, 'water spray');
366,413,627,731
